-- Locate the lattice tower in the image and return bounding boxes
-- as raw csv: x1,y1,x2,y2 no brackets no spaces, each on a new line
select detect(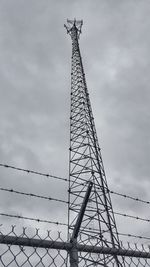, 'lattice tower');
65,19,122,267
